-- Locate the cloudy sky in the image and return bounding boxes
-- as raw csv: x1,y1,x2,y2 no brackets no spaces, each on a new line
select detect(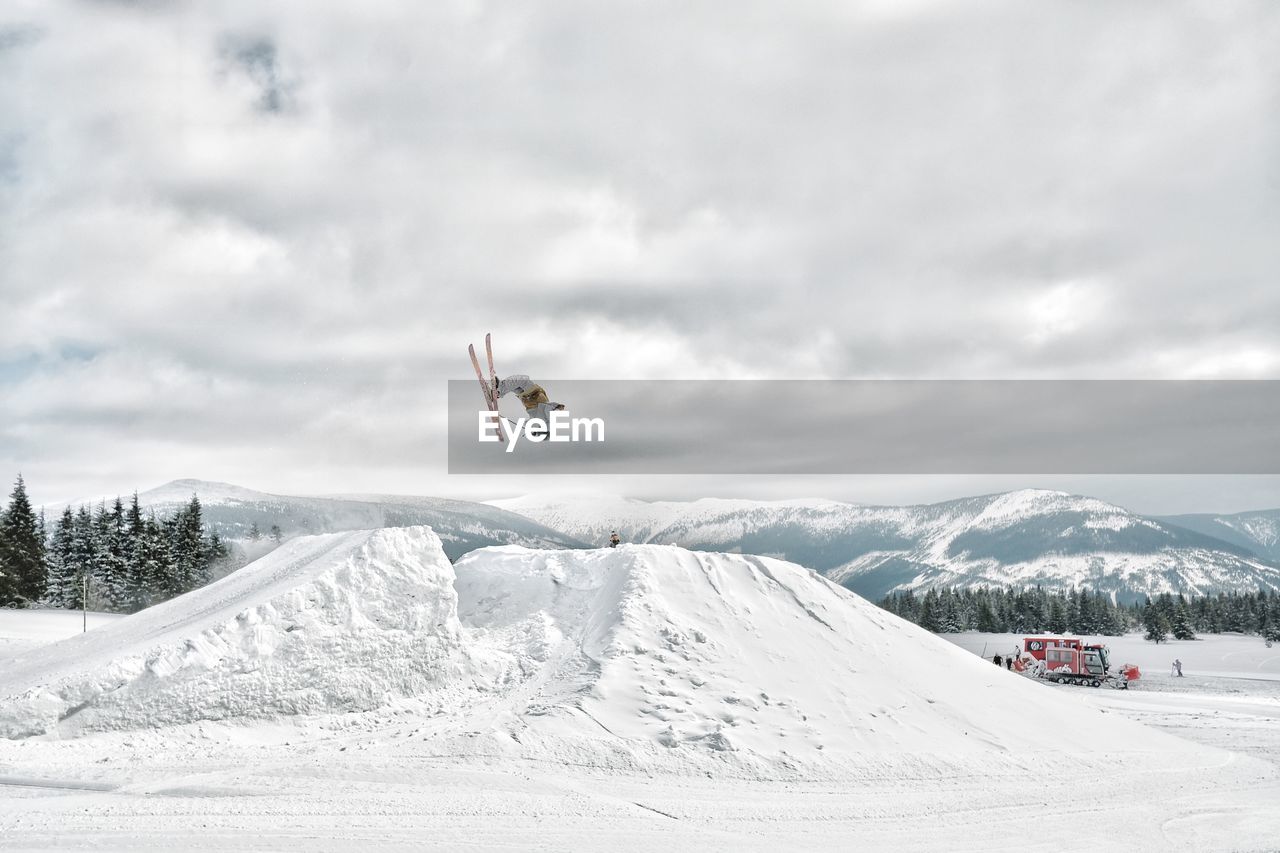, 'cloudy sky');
2,0,1278,512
